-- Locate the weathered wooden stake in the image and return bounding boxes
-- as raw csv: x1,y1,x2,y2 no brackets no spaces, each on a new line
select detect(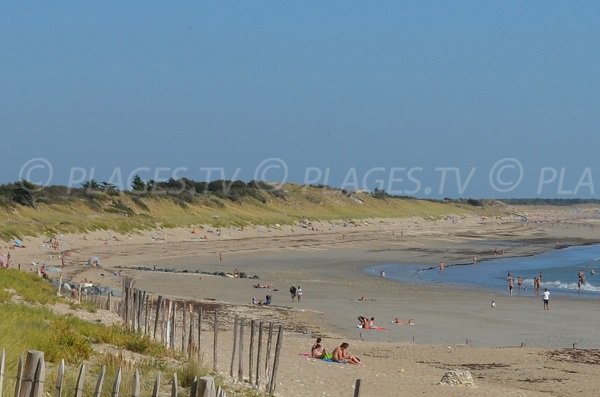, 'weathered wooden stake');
170,373,178,397
264,322,274,382
188,307,194,358
74,364,86,397
19,350,44,397
182,302,188,353
198,377,215,397
93,365,105,397
144,294,150,335
31,354,45,397
230,317,238,378
353,379,362,397
197,306,203,362
13,355,23,397
190,376,198,397
213,311,219,373
154,295,163,339
151,372,161,397
132,369,140,397
111,367,122,397
256,322,263,388
54,359,64,397
0,349,5,397
268,325,284,395
238,318,245,382
249,320,255,385
170,301,177,350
